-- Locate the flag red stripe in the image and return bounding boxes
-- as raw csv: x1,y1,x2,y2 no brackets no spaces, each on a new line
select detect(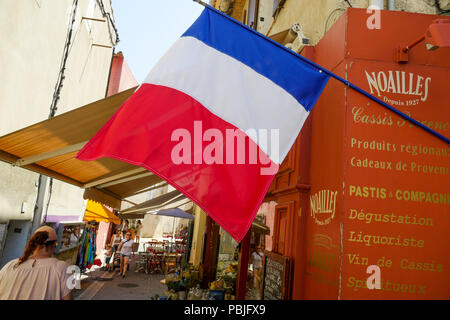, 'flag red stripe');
77,84,278,241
